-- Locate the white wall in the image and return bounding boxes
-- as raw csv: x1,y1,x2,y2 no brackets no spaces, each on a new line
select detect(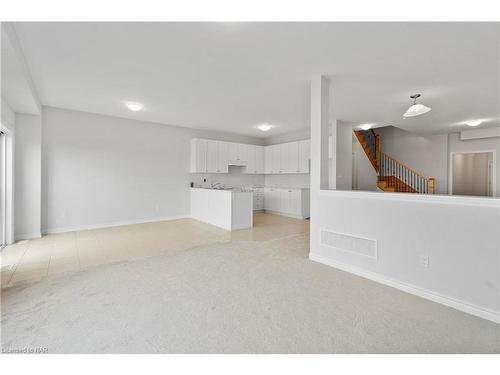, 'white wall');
264,173,310,187
41,106,264,233
376,126,448,194
310,78,500,323
449,132,500,197
352,134,378,191
310,192,500,322
14,113,41,239
334,121,353,190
